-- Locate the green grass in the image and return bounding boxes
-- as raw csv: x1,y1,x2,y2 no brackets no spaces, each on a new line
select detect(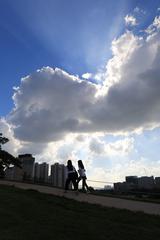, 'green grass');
1,185,160,240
